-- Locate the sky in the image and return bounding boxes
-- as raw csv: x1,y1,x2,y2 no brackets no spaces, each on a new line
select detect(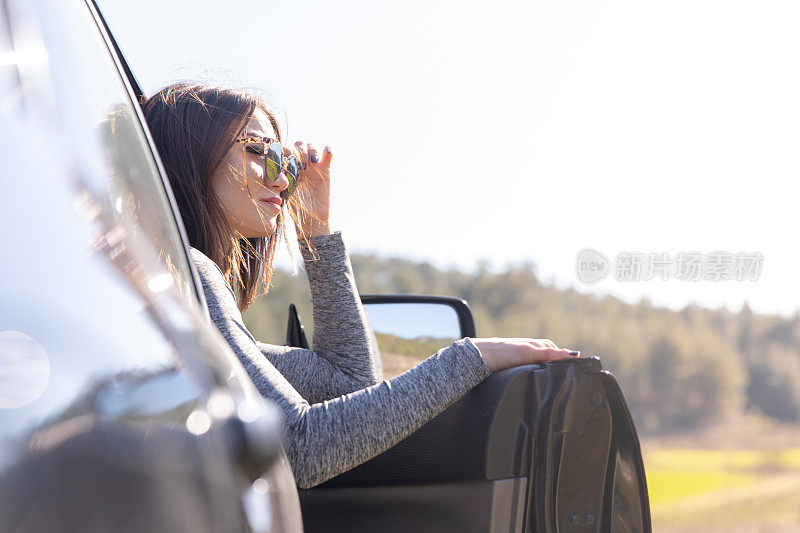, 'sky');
97,0,800,317
365,303,461,340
